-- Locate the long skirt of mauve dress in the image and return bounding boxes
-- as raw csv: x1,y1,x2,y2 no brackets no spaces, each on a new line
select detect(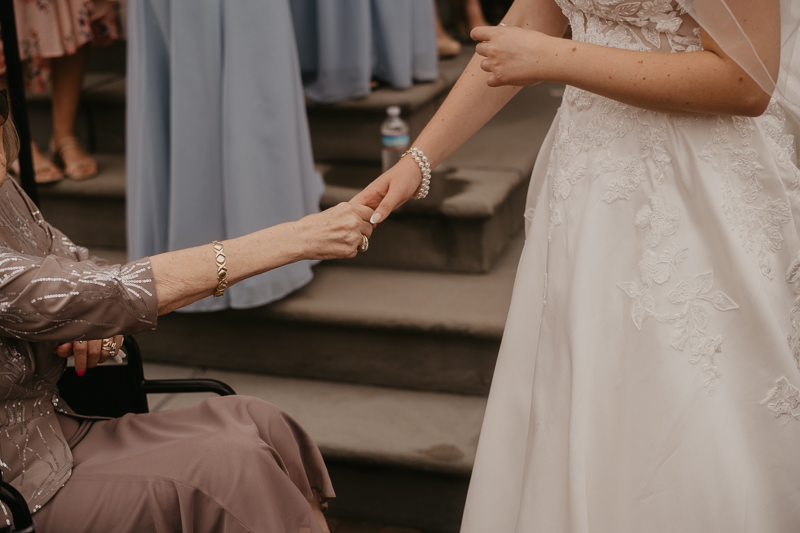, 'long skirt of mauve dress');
126,0,324,311
35,396,335,533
